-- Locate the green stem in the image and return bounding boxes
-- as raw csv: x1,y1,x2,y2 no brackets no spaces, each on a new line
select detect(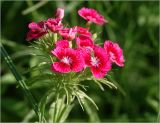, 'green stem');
53,33,58,43
1,43,40,118
86,21,92,29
